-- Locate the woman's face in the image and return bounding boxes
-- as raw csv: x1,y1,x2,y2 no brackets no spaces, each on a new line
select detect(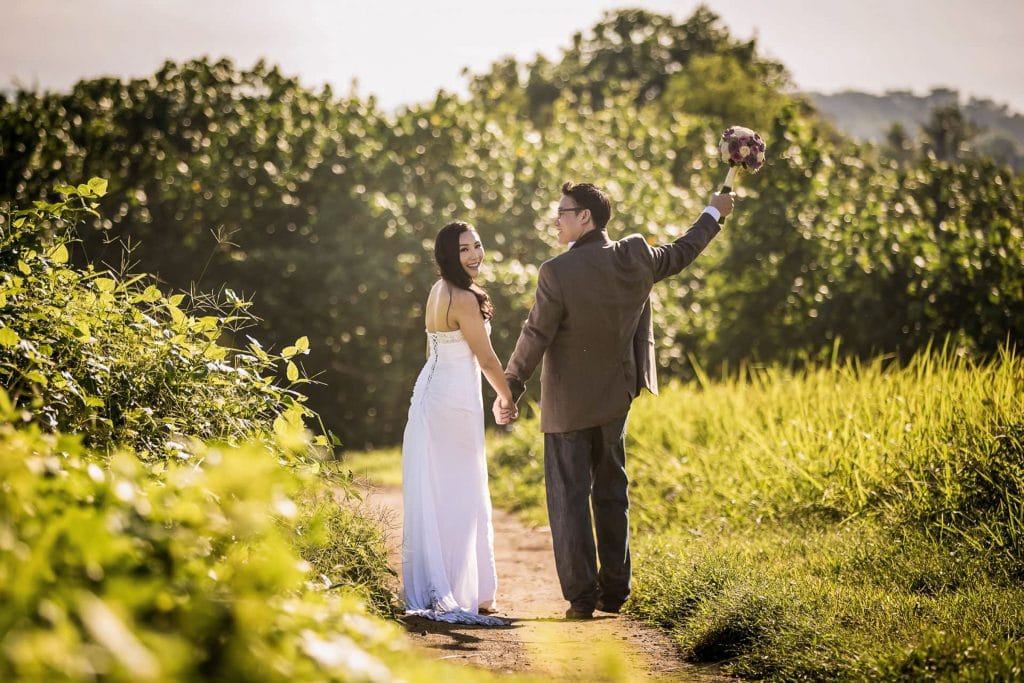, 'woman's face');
458,229,484,280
